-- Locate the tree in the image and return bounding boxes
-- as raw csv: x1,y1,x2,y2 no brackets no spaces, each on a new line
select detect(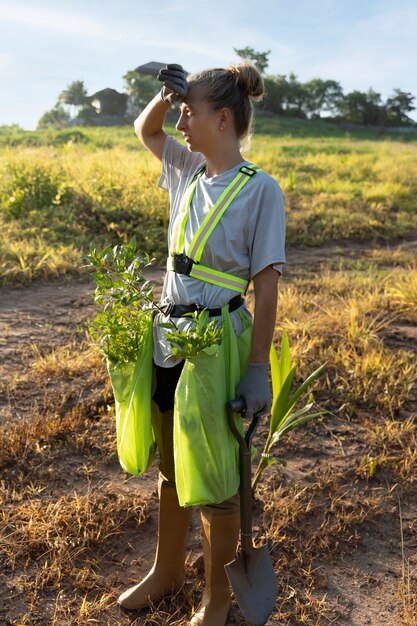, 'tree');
337,89,383,125
37,105,71,129
263,74,309,118
233,47,270,74
385,89,415,126
285,73,308,118
263,75,288,114
123,70,160,114
302,79,344,118
58,80,88,118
